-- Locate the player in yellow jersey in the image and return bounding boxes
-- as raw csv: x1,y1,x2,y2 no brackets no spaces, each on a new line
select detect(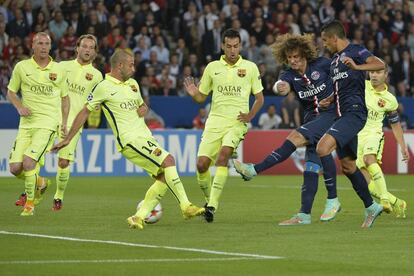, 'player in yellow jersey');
52,34,103,211
51,49,204,230
184,29,264,222
356,66,409,218
7,32,70,216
